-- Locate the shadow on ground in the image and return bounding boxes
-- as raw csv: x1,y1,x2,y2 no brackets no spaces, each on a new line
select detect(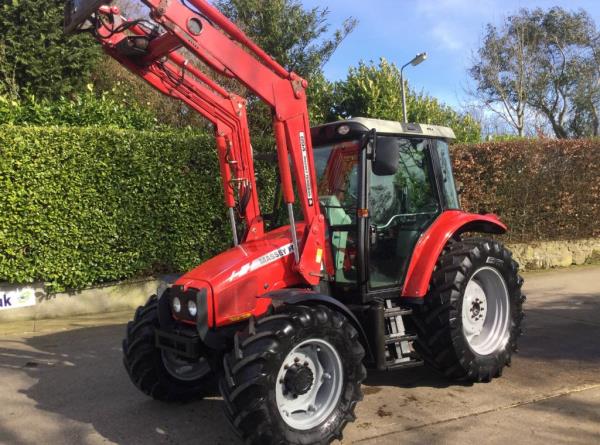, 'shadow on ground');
1,284,599,444
0,325,236,445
